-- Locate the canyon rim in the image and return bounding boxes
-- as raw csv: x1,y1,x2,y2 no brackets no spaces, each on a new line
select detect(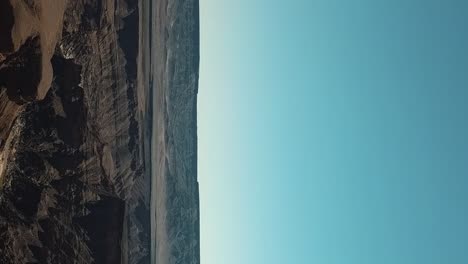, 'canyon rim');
0,0,200,263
